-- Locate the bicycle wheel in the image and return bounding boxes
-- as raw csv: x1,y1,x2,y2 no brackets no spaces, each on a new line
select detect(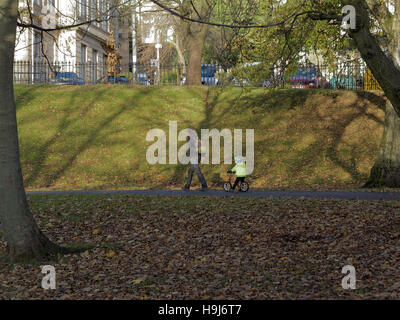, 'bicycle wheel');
223,182,232,192
239,182,249,192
